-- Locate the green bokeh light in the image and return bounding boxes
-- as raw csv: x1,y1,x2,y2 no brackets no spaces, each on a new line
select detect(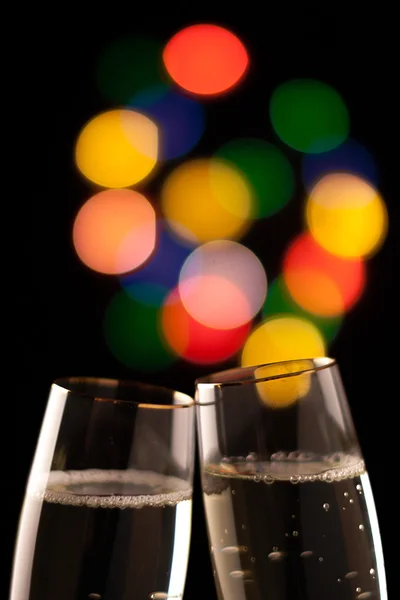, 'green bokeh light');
270,79,350,154
96,36,165,104
263,276,342,343
104,290,176,371
216,138,295,218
